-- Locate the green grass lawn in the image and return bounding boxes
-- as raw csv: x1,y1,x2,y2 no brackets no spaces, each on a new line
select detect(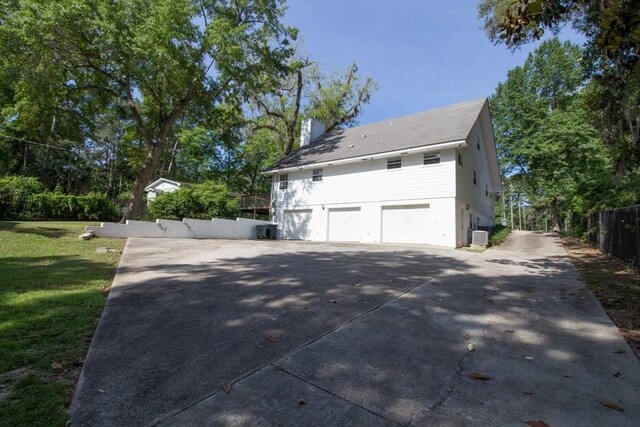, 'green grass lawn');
0,222,124,427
